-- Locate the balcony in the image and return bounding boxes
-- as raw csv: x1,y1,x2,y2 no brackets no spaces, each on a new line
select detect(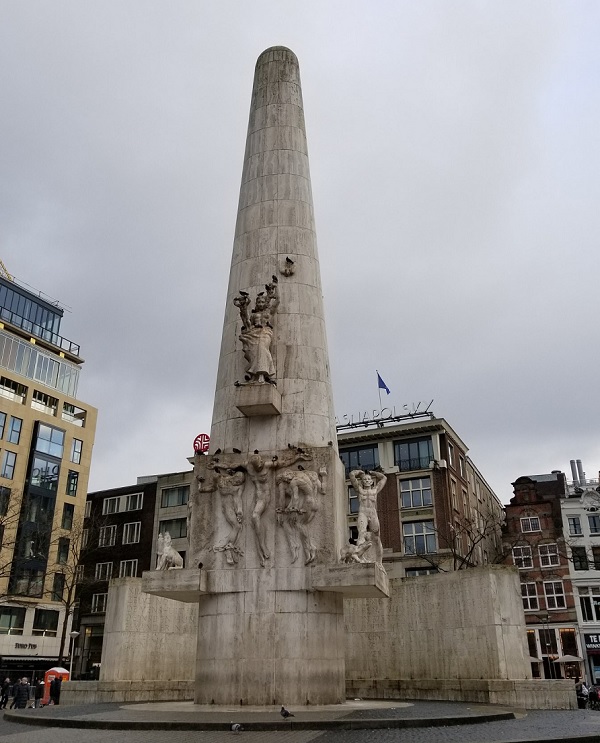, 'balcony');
0,306,80,355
